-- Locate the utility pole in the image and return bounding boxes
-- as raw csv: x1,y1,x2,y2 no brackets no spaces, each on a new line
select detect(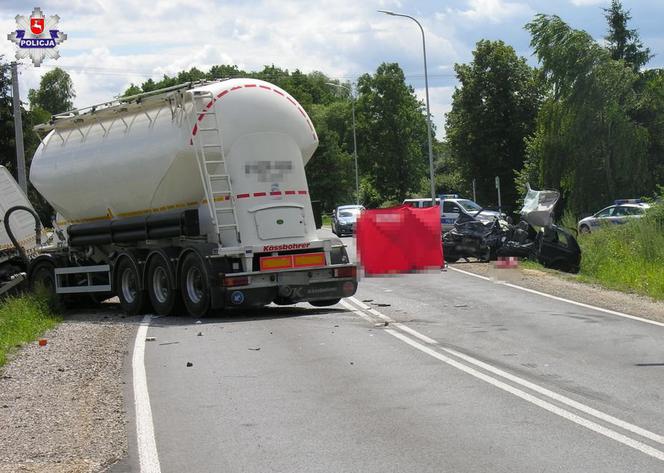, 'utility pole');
11,62,27,194
495,176,502,213
472,178,476,202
